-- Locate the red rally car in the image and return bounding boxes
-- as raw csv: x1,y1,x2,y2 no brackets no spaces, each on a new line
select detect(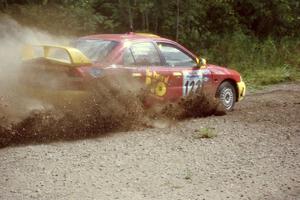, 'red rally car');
22,32,246,111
